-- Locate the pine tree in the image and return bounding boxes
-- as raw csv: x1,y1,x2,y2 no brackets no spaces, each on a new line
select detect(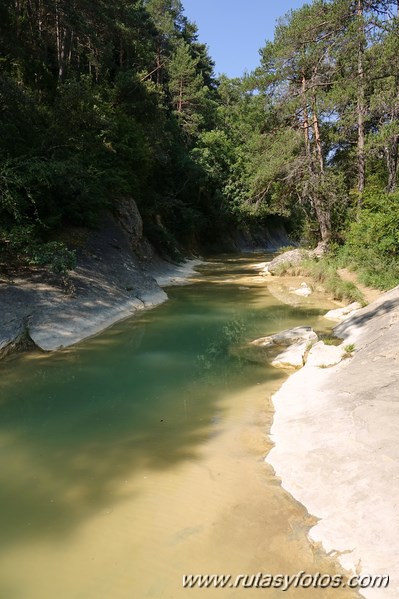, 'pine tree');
168,39,210,137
